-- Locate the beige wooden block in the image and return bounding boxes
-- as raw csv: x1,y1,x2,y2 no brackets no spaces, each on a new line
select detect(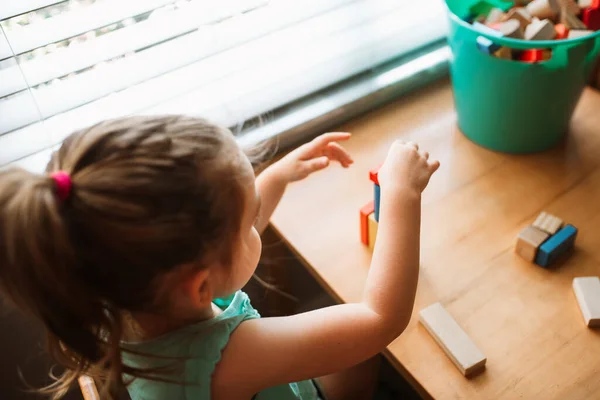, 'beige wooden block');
527,0,560,19
568,28,594,38
367,213,378,252
487,8,506,23
516,225,550,261
561,10,588,28
494,46,513,60
578,0,593,9
573,277,600,328
558,0,582,15
533,211,563,235
504,7,534,29
420,303,487,376
499,19,525,38
525,18,557,39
